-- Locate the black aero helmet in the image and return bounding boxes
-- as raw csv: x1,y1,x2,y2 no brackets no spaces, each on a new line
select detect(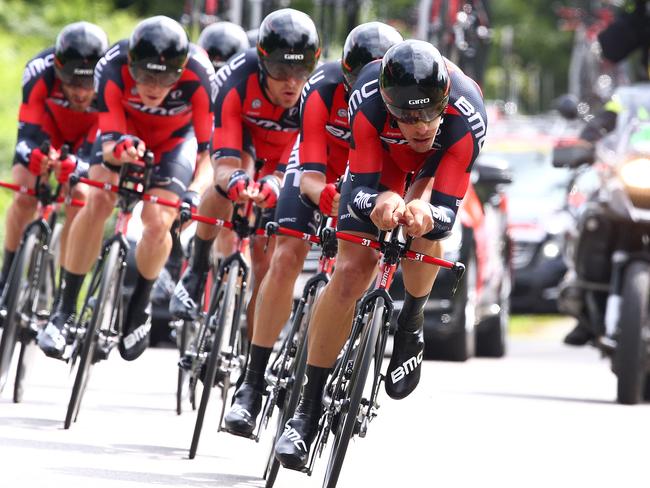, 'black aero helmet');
128,16,189,87
257,8,320,81
341,22,403,89
54,21,108,88
380,40,450,124
198,21,249,69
